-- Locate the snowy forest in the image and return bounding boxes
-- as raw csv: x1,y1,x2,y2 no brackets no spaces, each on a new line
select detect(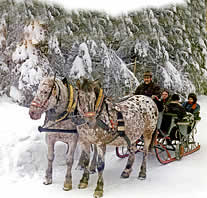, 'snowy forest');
0,0,206,106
